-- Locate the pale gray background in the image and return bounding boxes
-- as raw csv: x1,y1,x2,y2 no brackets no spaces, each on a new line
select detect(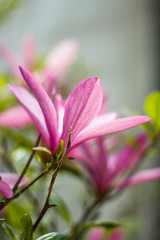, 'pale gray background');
0,1,159,239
